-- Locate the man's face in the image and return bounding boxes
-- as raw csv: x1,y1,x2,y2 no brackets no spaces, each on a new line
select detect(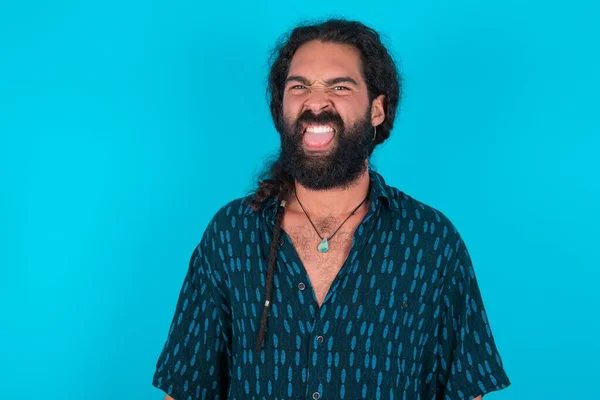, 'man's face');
280,40,375,190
